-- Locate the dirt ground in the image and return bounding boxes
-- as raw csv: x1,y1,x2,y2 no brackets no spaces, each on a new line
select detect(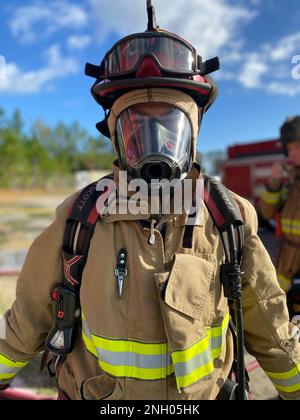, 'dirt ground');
0,190,69,397
0,190,281,400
